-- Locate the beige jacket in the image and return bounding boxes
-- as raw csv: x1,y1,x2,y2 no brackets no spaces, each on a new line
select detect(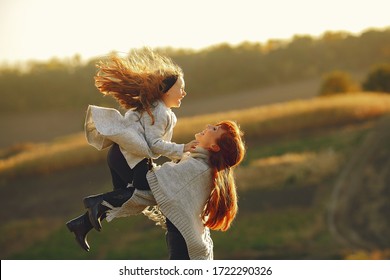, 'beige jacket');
85,101,184,168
